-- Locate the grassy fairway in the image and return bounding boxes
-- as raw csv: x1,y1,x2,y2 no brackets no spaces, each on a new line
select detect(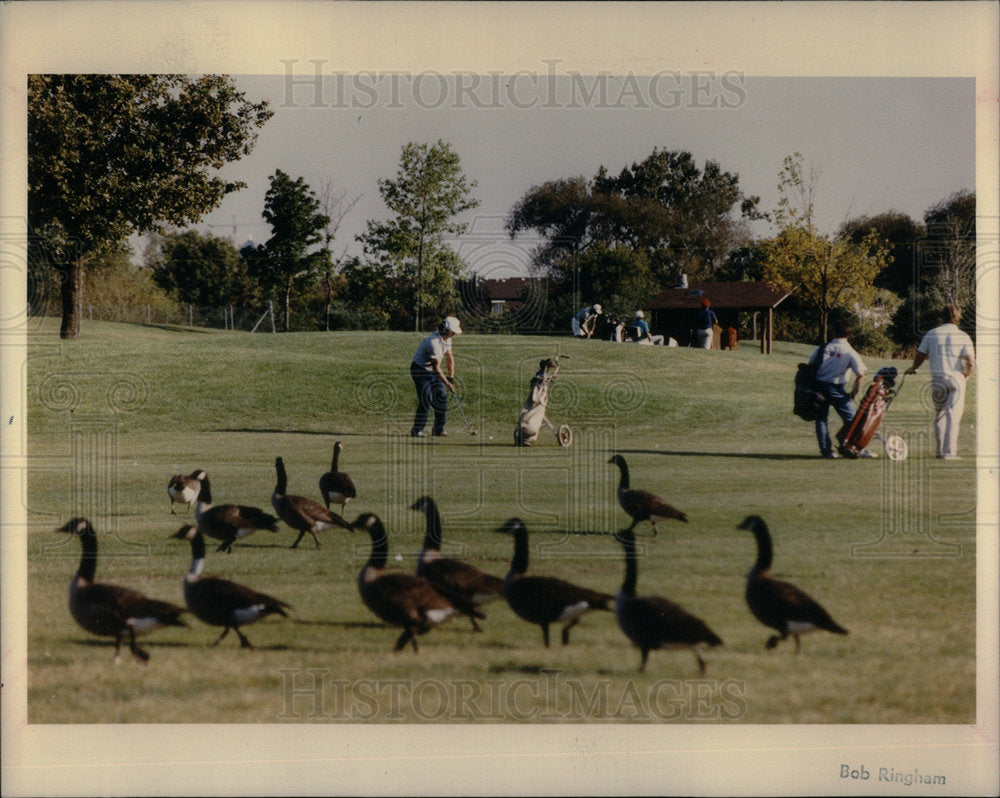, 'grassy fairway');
25,318,976,723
